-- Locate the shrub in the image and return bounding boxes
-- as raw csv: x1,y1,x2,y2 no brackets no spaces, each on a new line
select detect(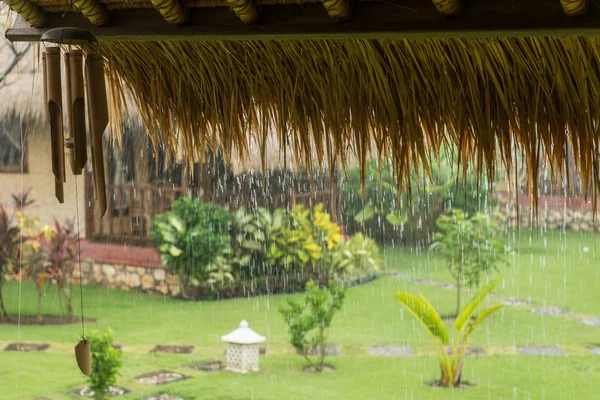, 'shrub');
39,219,78,319
0,206,21,319
151,197,233,297
396,278,503,387
431,209,508,316
88,329,122,400
280,281,346,372
329,233,381,282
